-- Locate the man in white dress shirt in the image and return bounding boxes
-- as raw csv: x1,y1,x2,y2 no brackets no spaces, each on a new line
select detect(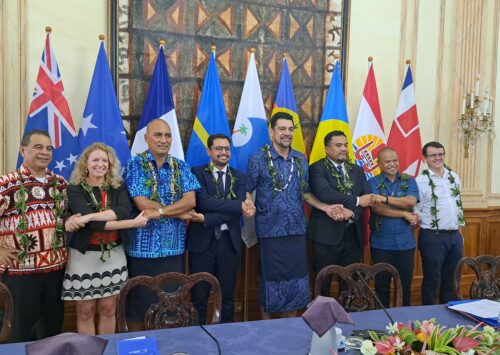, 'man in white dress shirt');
416,141,465,305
